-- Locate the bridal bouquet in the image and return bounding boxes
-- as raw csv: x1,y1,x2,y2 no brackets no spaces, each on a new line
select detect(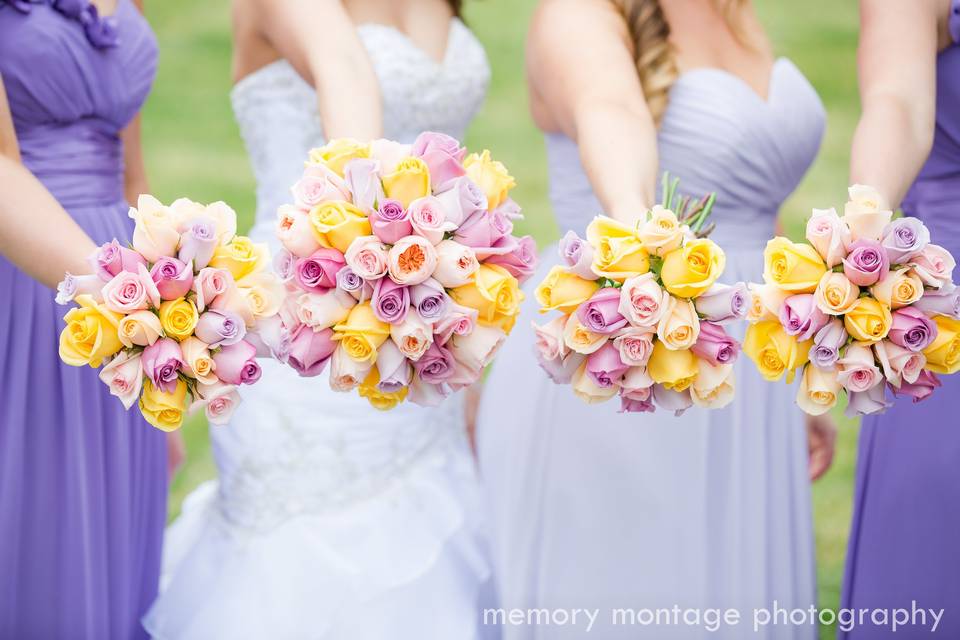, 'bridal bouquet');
57,196,285,431
533,176,748,414
744,185,960,417
271,133,537,410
